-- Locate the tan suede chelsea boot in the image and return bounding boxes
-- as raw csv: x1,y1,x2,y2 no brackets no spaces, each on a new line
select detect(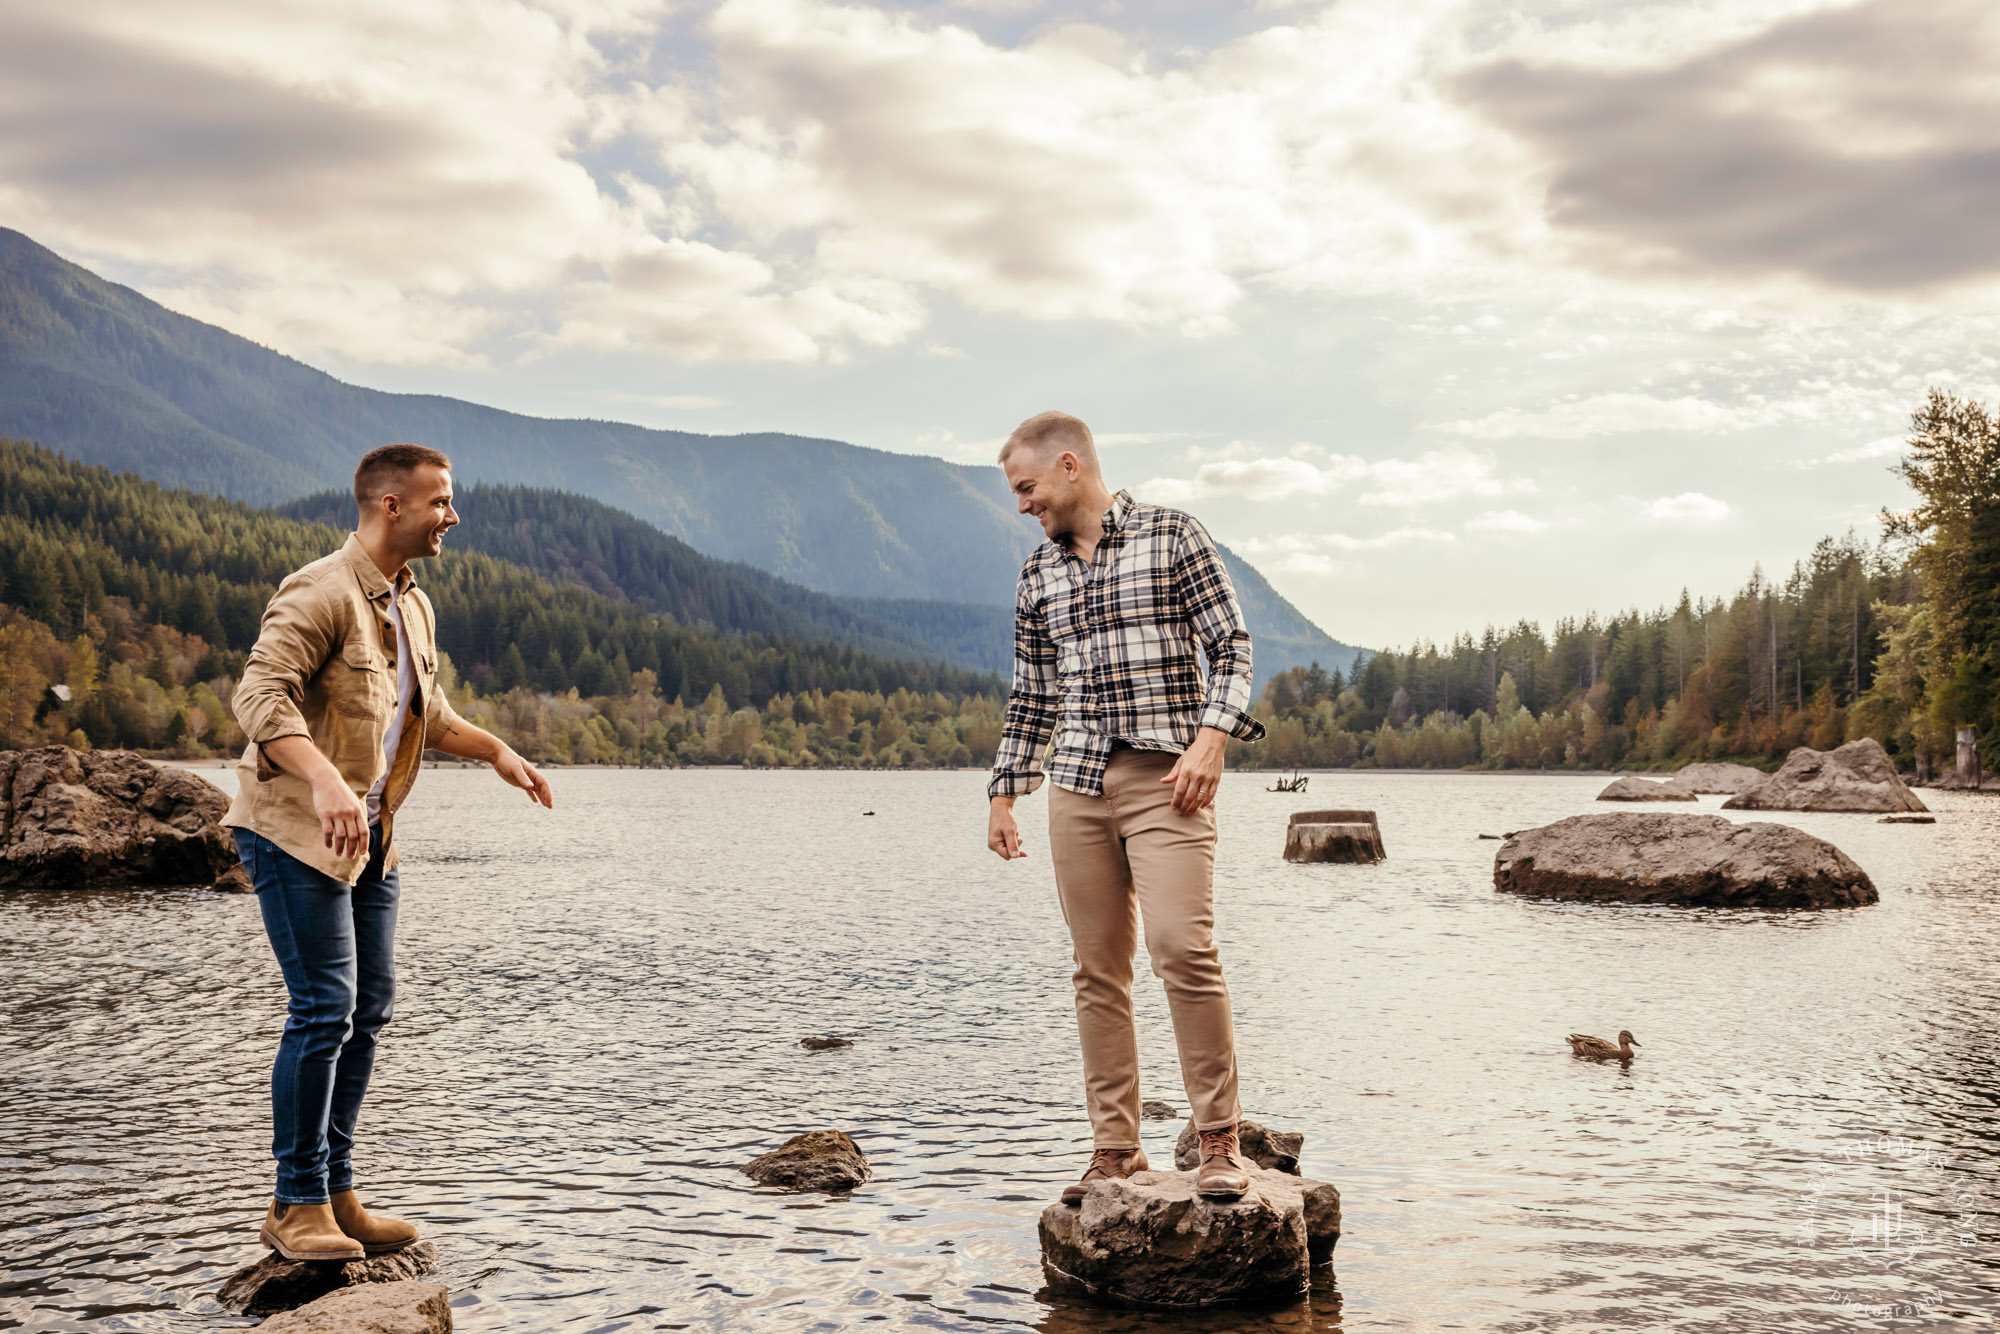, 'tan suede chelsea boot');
259,1200,366,1262
1194,1125,1251,1199
330,1189,421,1255
1060,1147,1150,1205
